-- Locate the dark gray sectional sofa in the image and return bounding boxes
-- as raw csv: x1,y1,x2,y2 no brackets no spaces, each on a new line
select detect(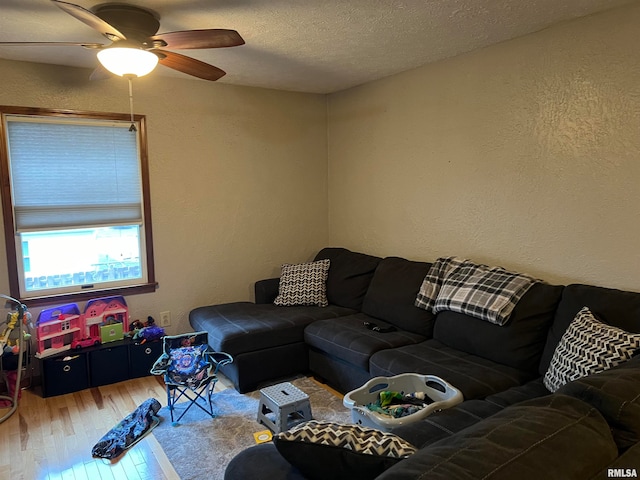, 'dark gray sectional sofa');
189,247,640,479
